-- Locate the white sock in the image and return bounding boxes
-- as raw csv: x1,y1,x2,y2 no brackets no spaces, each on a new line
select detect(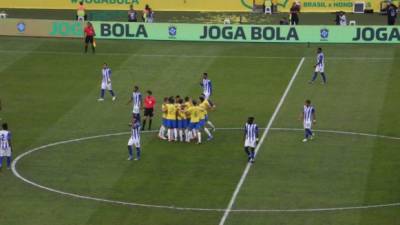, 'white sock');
167,129,171,141
186,130,192,142
207,121,215,129
159,126,165,137
204,128,212,138
192,130,197,138
179,130,183,141
173,128,178,141
197,132,202,143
